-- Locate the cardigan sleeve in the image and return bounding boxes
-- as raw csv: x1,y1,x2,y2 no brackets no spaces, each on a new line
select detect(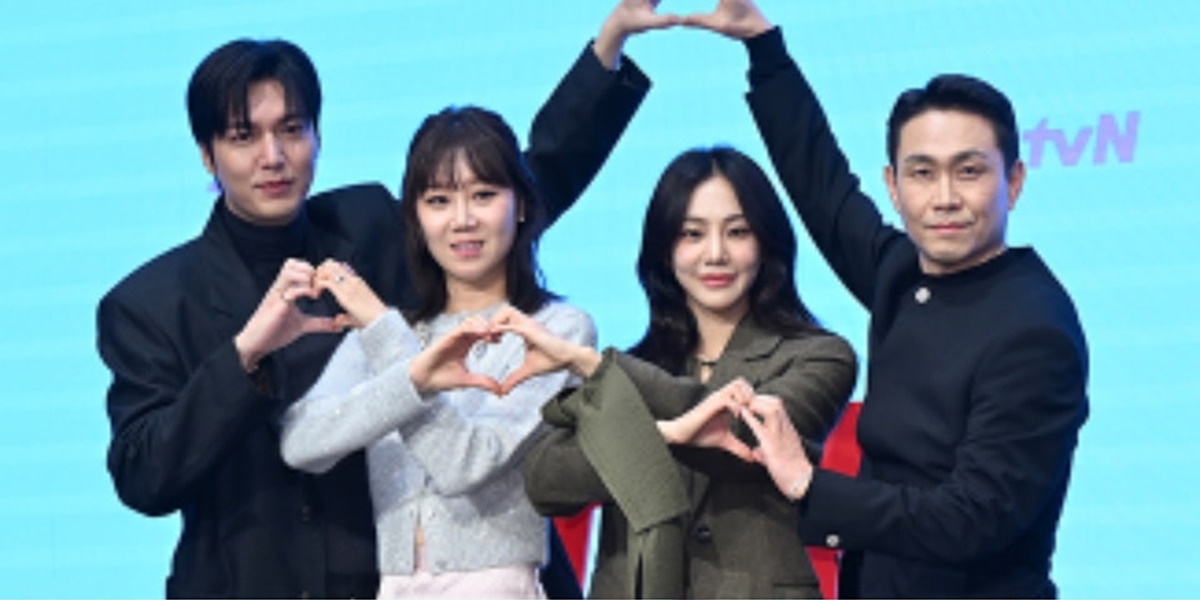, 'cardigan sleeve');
278,309,423,474
397,303,597,496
